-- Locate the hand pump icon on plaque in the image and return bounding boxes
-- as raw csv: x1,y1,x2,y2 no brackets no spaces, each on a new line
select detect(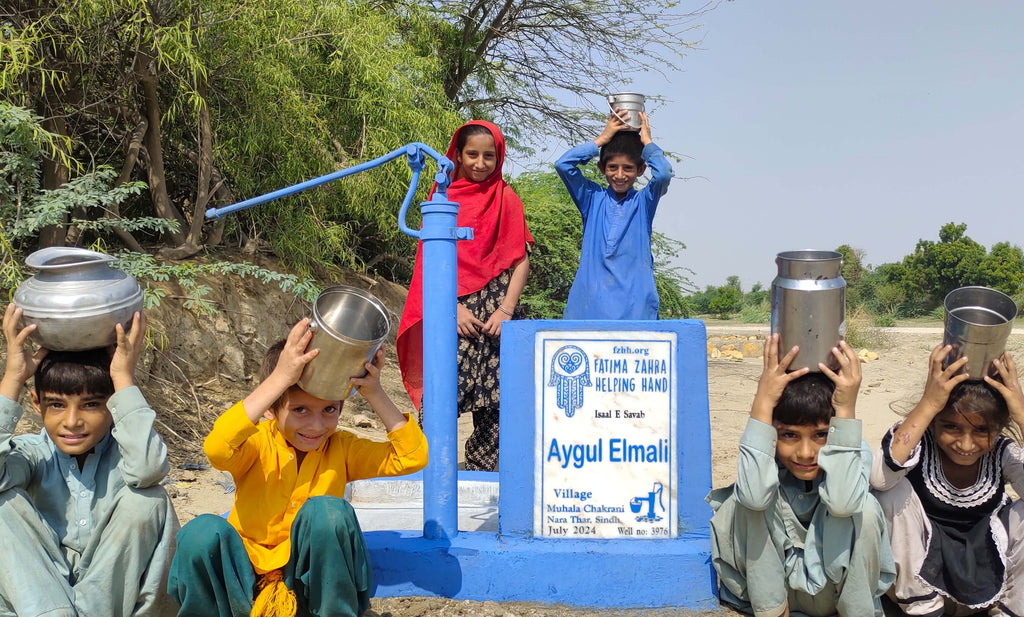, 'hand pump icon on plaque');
630,482,665,523
548,345,592,417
